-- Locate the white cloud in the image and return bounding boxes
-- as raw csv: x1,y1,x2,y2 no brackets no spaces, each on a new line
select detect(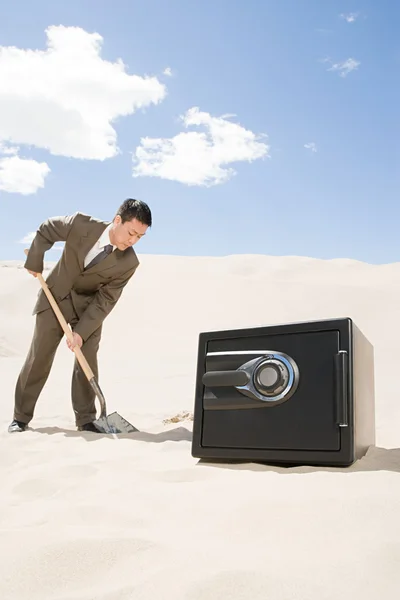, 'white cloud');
340,12,359,23
304,142,317,153
0,25,167,161
19,232,36,244
132,107,269,186
0,142,18,155
0,154,50,195
325,57,360,77
18,231,64,252
163,67,173,76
